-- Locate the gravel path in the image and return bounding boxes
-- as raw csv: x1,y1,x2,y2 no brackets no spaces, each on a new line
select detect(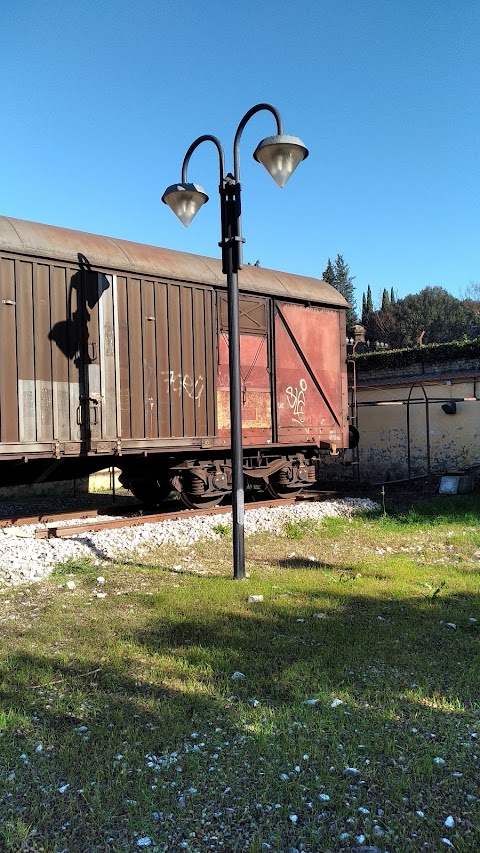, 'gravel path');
0,497,378,589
